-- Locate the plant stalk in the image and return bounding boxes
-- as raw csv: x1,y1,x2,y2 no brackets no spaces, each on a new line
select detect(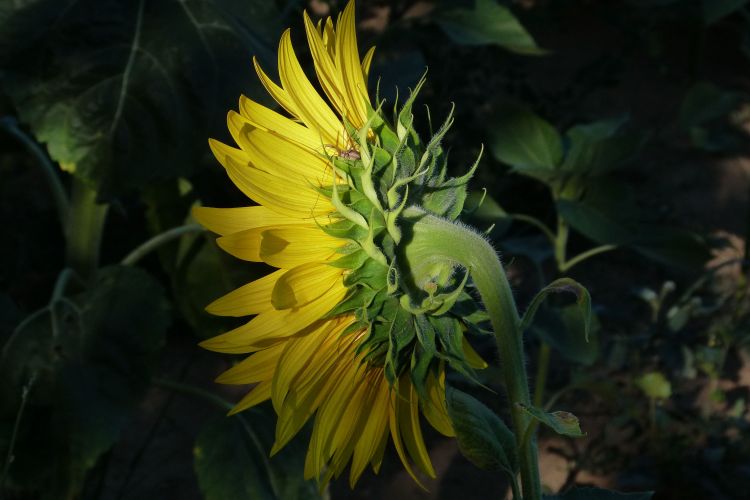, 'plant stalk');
405,208,541,500
65,179,108,280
